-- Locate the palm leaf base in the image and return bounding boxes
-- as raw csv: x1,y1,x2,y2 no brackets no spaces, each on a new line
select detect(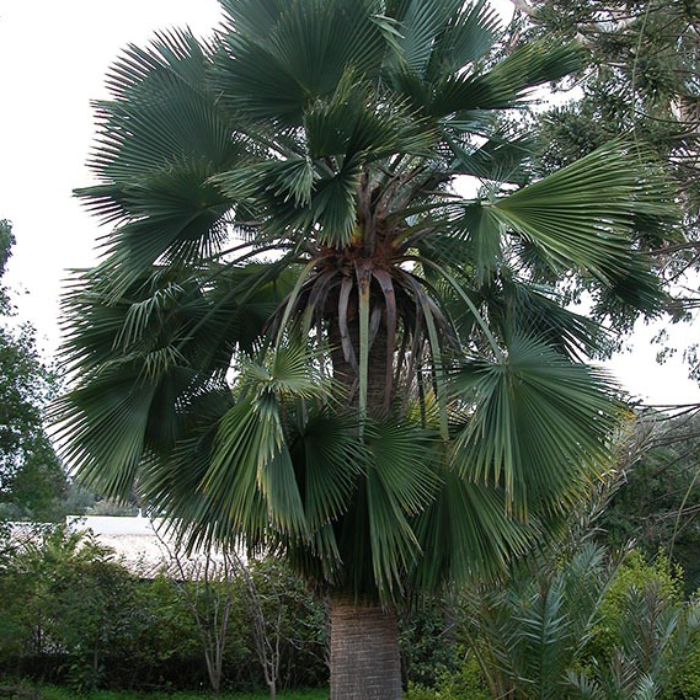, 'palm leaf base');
329,595,402,699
